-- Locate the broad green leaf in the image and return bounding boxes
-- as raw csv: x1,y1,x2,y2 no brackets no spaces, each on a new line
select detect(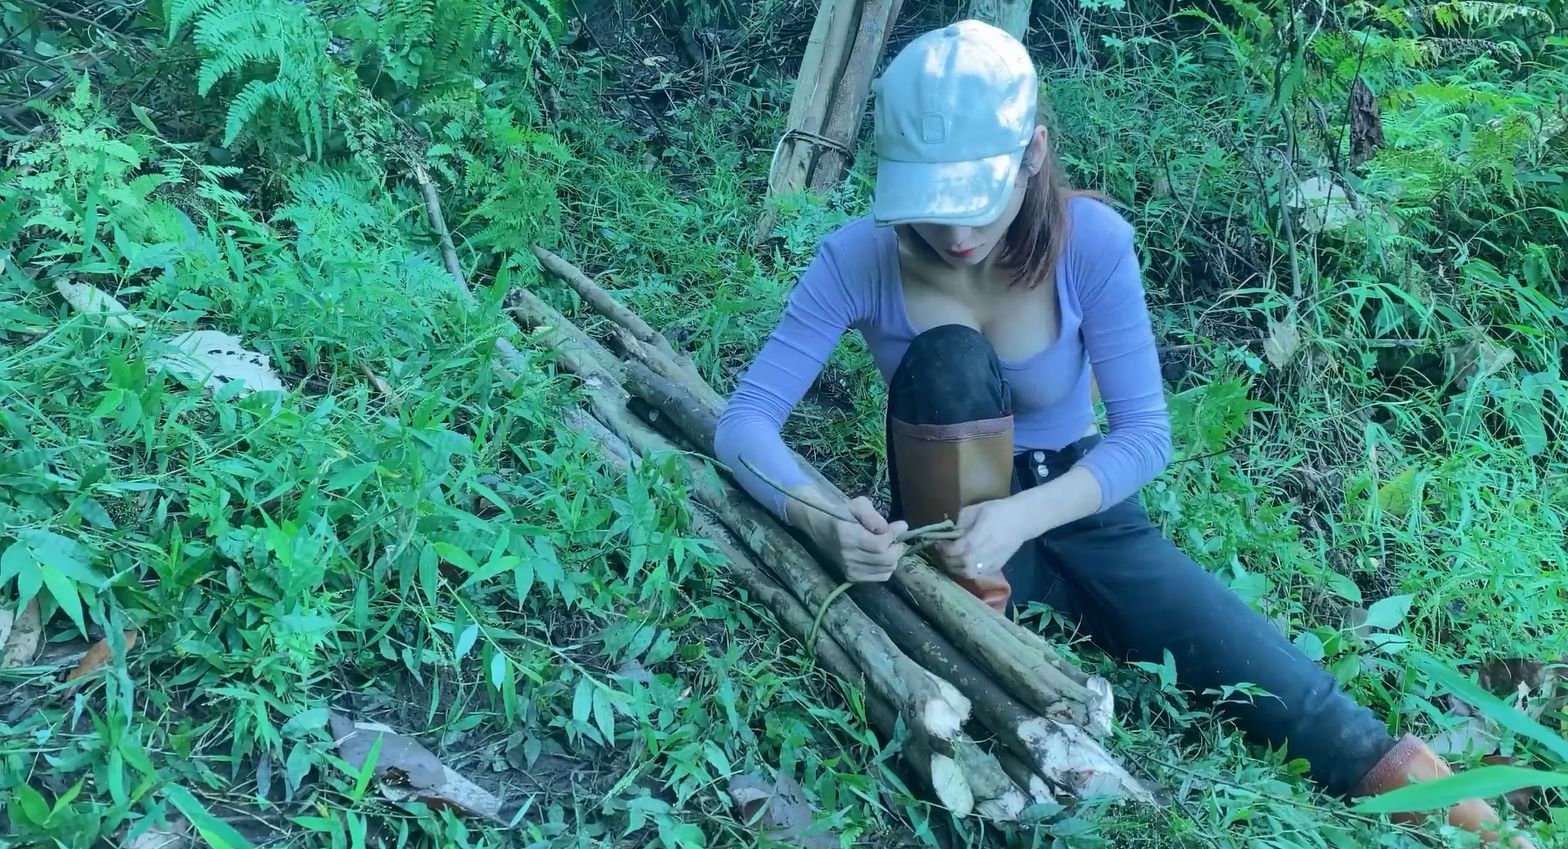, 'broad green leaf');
15,780,50,824
460,554,518,590
164,784,255,849
572,677,592,728
513,556,535,601
40,564,86,634
0,540,32,583
1321,570,1362,605
490,652,506,689
1416,655,1568,763
1362,594,1412,631
433,542,478,572
21,529,103,587
592,685,615,742
1352,764,1568,814
454,623,479,662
